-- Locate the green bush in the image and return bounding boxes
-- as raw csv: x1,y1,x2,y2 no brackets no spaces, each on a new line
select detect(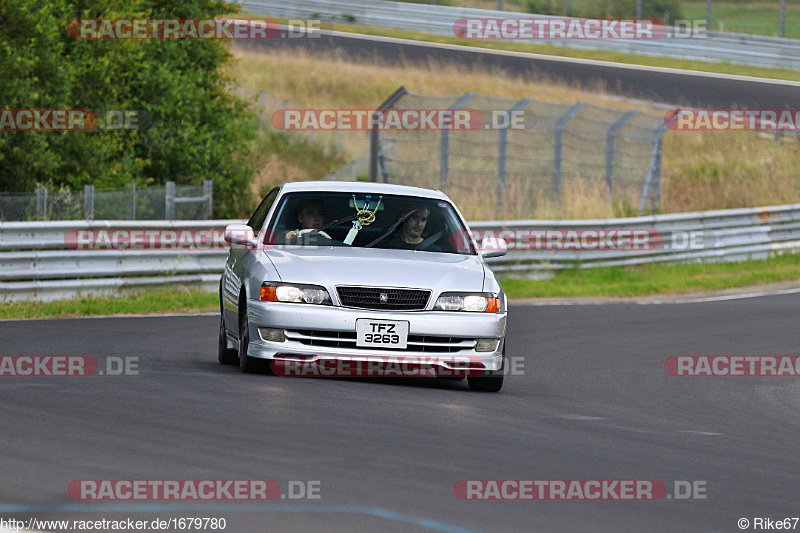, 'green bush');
0,0,256,217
